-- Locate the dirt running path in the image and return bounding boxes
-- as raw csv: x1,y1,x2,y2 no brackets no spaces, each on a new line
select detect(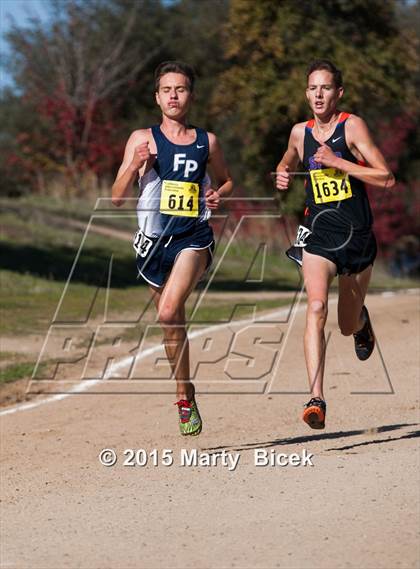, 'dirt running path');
1,291,419,569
